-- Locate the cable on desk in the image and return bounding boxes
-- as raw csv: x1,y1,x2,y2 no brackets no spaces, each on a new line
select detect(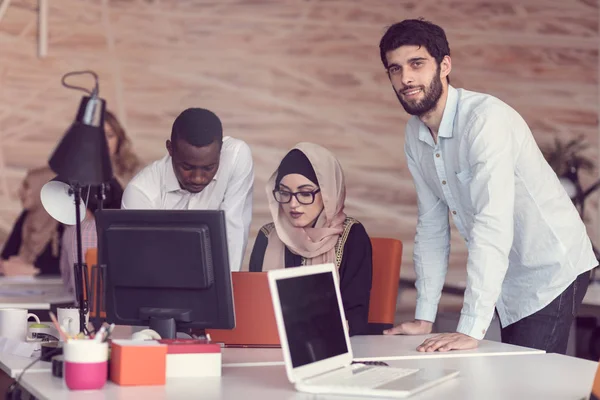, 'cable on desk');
5,347,61,400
